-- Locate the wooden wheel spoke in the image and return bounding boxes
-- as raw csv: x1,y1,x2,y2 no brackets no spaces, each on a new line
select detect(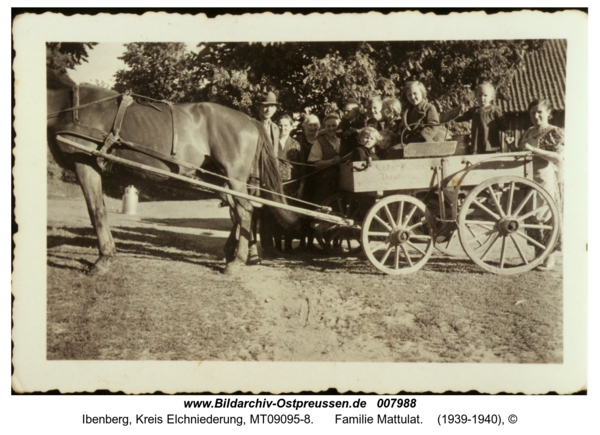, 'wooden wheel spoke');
480,233,500,261
370,240,389,253
487,186,506,217
520,223,554,230
326,229,342,244
380,245,393,265
348,207,361,219
401,245,414,267
394,246,400,270
471,199,501,220
368,231,390,237
396,201,404,227
336,197,343,213
383,204,396,228
407,220,424,231
499,236,507,269
515,231,547,250
510,234,529,265
409,234,431,241
346,236,353,252
373,214,393,231
517,204,549,222
512,189,535,217
464,220,498,227
507,181,515,215
402,204,418,227
465,224,498,244
406,240,427,256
